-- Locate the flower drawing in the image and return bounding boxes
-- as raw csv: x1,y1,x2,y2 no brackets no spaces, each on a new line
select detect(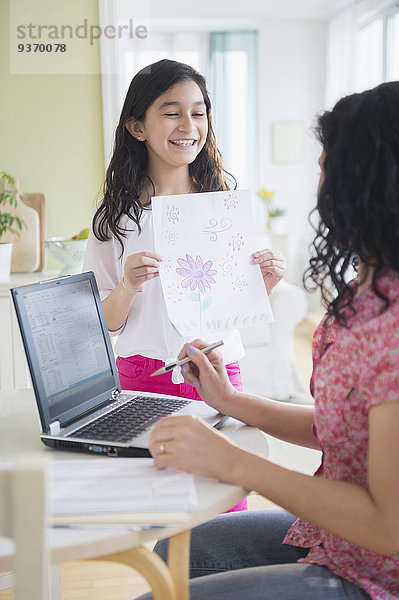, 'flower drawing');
176,254,217,293
176,254,217,330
